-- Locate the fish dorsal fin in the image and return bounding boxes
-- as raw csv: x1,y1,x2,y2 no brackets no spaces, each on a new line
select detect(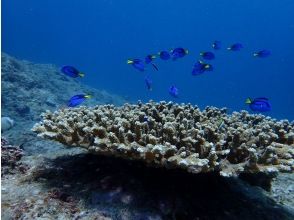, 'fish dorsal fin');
255,97,269,101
